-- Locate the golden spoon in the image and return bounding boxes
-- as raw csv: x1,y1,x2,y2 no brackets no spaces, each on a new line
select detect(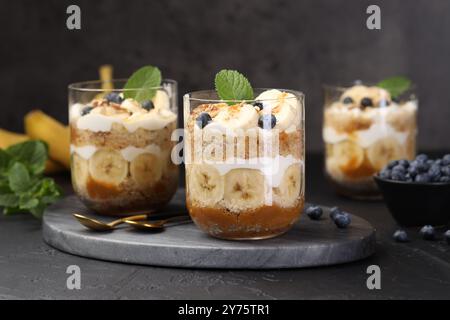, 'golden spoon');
73,213,149,232
124,215,191,231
